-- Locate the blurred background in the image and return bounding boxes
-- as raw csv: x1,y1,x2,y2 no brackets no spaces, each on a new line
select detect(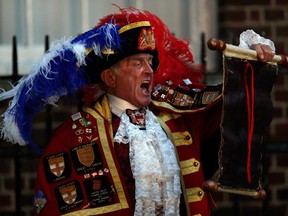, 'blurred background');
0,0,288,215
